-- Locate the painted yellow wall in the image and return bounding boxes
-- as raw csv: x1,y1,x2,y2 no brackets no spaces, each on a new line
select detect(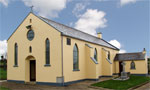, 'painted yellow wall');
7,13,119,84
114,61,120,74
114,60,148,74
101,49,111,76
7,13,62,83
8,12,148,85
85,45,98,79
101,48,118,76
62,36,118,82
125,60,147,74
